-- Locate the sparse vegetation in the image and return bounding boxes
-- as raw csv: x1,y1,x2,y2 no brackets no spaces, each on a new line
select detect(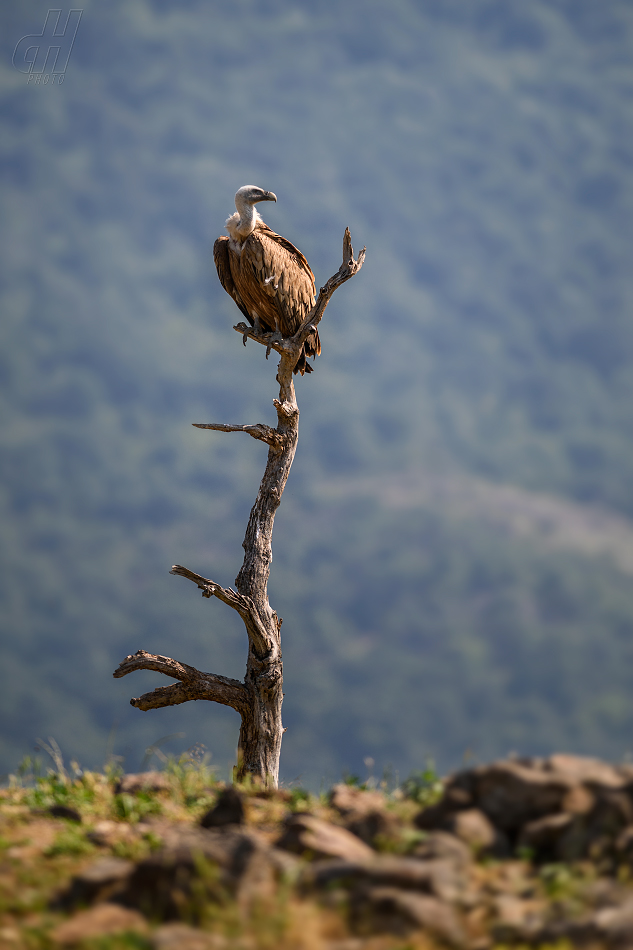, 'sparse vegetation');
3,752,633,948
